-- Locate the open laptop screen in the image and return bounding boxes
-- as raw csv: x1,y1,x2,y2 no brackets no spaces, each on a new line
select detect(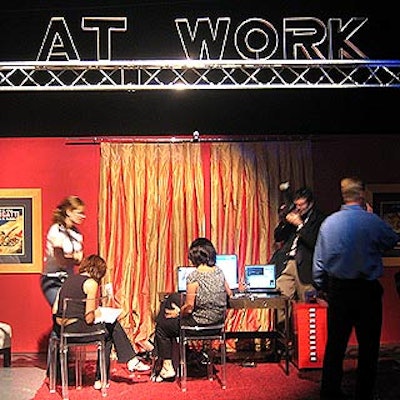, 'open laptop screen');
177,266,196,292
244,264,276,291
215,254,239,290
177,254,239,292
